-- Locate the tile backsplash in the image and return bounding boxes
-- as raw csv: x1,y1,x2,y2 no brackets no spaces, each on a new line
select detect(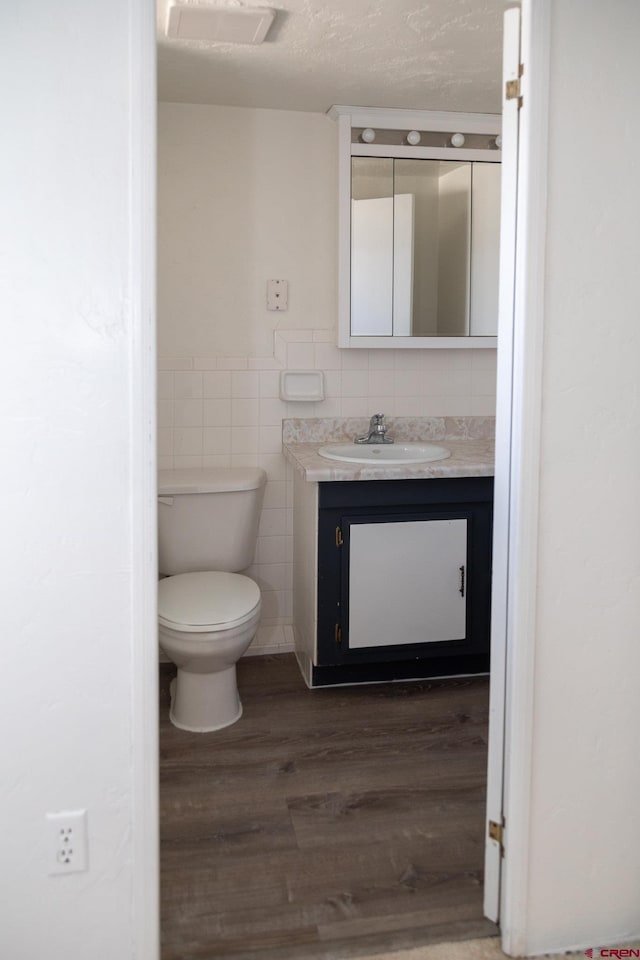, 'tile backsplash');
157,328,496,656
